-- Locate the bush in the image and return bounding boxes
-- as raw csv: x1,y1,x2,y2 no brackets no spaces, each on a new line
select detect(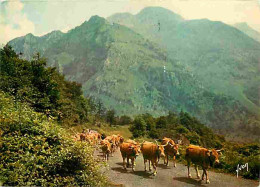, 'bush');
129,116,146,138
0,92,107,186
0,46,92,126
